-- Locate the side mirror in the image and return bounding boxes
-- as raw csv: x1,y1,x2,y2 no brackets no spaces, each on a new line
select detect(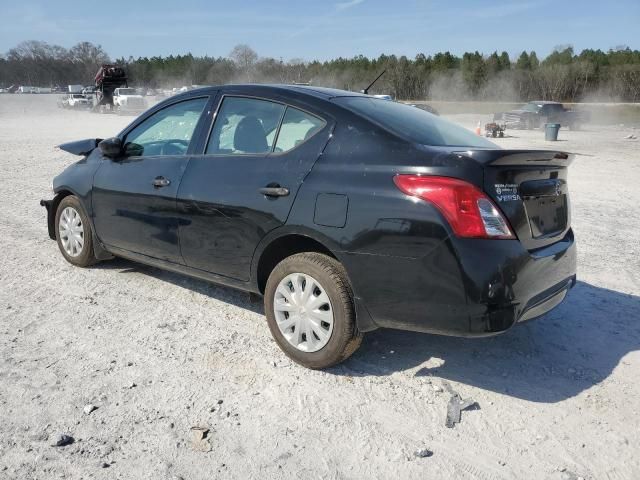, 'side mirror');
98,137,123,158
